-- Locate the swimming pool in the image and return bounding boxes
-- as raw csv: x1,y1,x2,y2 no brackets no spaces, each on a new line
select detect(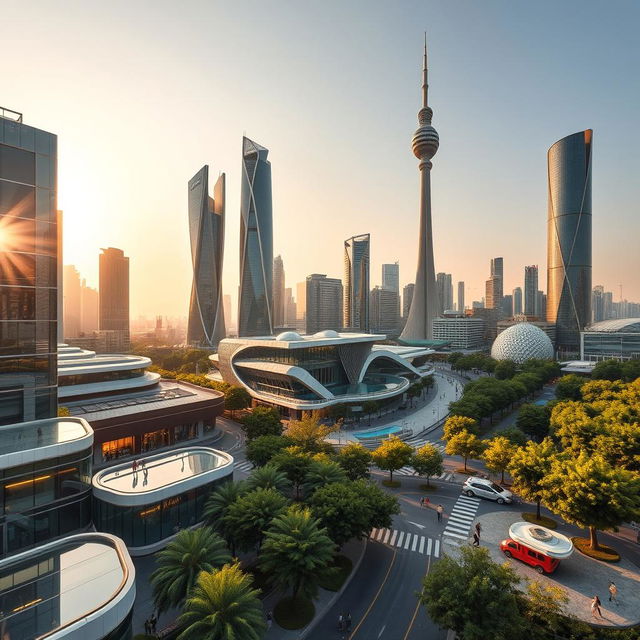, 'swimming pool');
353,425,402,440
